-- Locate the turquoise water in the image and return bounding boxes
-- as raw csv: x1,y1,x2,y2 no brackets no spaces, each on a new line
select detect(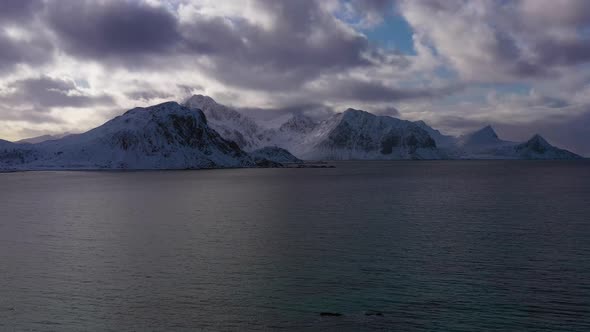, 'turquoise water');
1,161,589,331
